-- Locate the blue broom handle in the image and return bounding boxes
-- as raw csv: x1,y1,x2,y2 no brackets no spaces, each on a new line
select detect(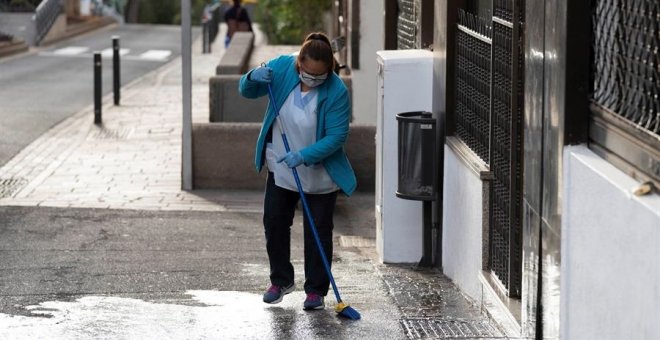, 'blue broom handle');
267,84,342,304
